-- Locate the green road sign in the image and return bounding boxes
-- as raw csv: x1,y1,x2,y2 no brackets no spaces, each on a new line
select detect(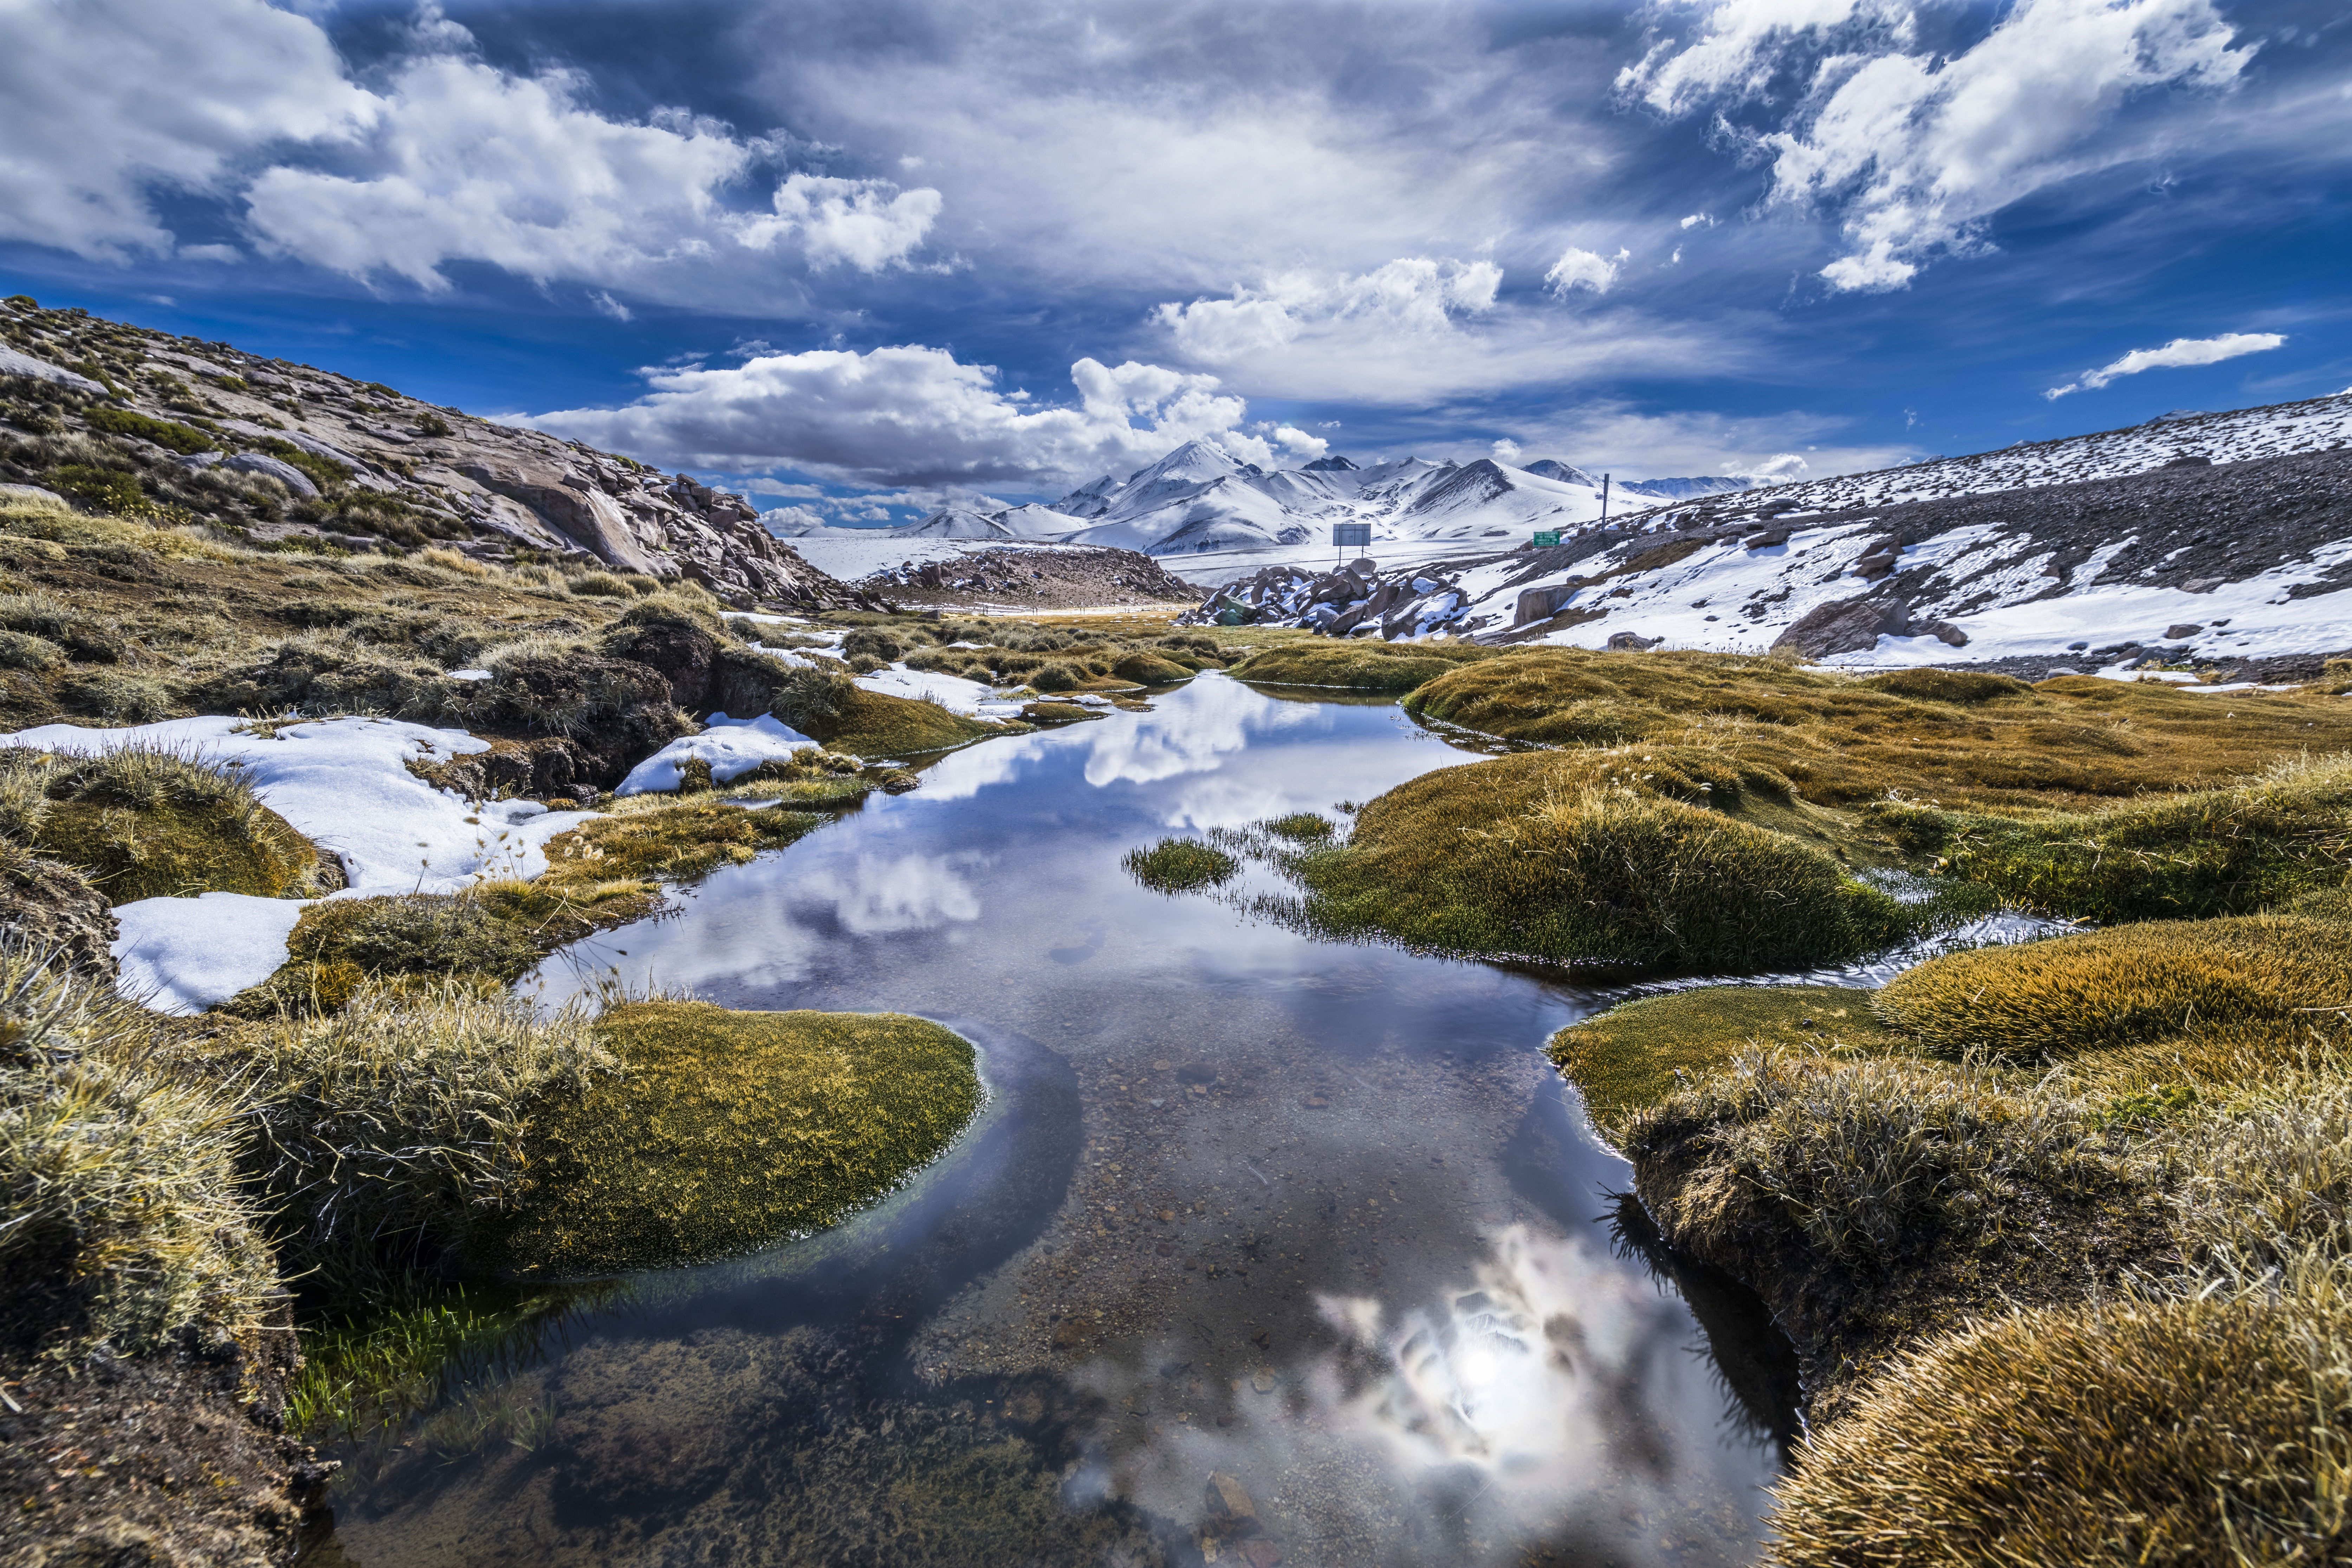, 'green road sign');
1531,530,1561,547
